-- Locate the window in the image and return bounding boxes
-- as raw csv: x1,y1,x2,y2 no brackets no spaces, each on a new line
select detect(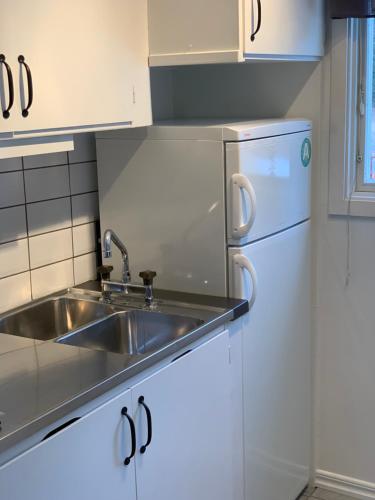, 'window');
328,18,375,216
357,19,375,190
